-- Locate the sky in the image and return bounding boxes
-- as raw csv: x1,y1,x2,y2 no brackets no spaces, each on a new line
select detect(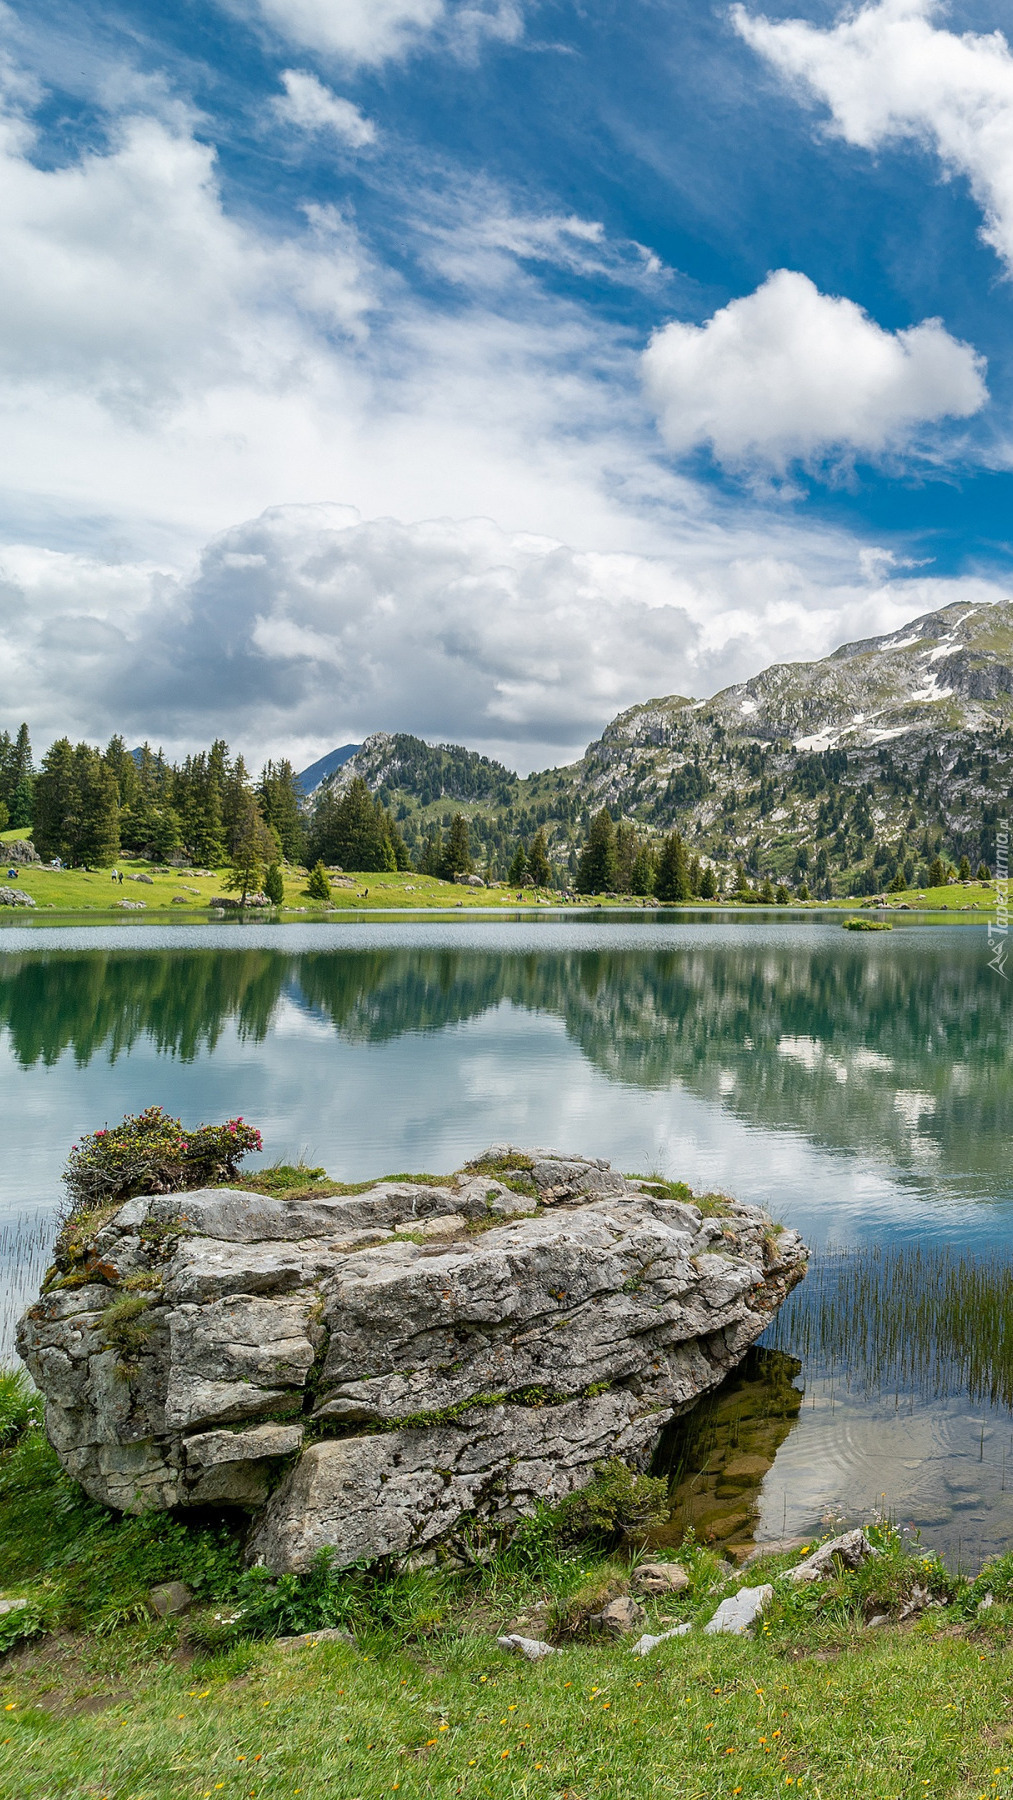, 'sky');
2,0,1013,773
